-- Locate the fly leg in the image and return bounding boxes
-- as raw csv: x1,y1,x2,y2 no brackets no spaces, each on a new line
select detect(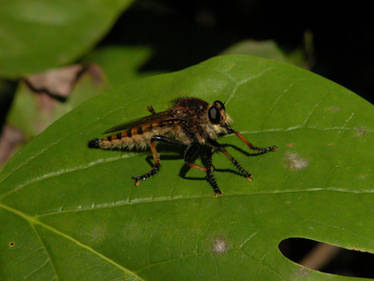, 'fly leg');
184,143,221,196
184,143,210,172
208,138,253,181
201,147,222,196
220,147,253,181
132,135,181,185
225,126,277,154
